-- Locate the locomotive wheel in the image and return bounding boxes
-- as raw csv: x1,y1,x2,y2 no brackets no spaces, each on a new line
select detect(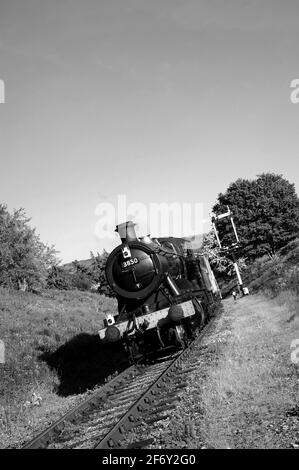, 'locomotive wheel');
192,298,205,329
